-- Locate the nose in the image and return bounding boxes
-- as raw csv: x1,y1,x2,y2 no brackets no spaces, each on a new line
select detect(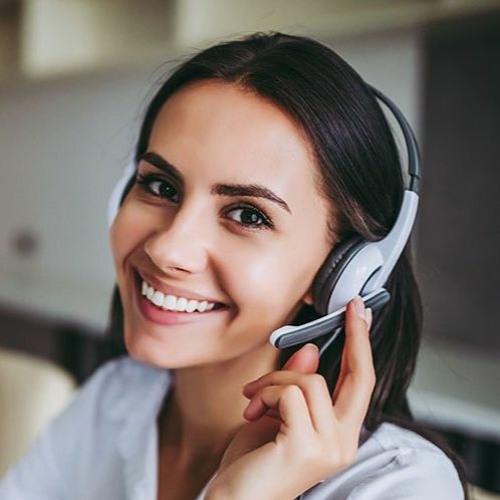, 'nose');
143,203,209,276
